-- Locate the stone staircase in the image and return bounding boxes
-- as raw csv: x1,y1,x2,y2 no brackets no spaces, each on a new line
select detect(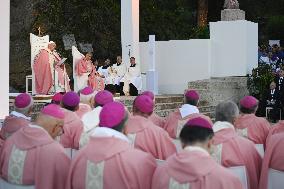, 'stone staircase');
9,77,248,120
